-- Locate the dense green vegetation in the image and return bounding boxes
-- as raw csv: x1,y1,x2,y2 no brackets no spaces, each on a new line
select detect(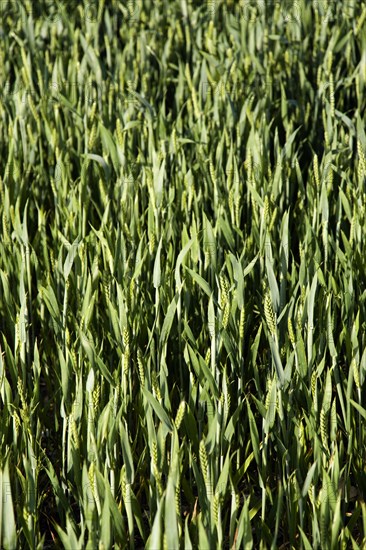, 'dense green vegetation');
0,0,366,548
